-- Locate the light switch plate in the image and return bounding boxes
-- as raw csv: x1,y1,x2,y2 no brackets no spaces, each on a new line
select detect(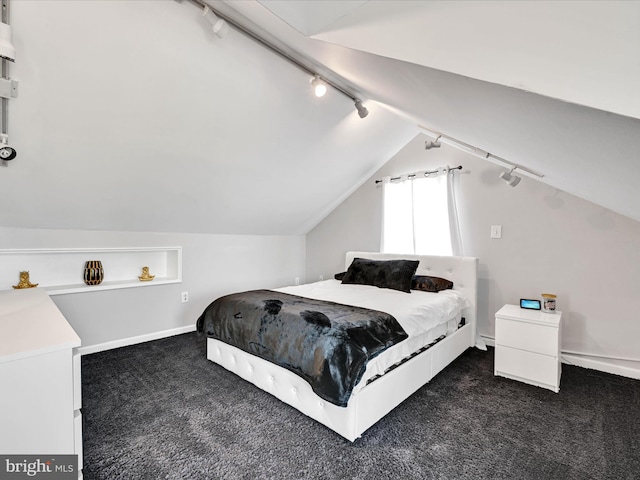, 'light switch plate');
491,225,502,239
